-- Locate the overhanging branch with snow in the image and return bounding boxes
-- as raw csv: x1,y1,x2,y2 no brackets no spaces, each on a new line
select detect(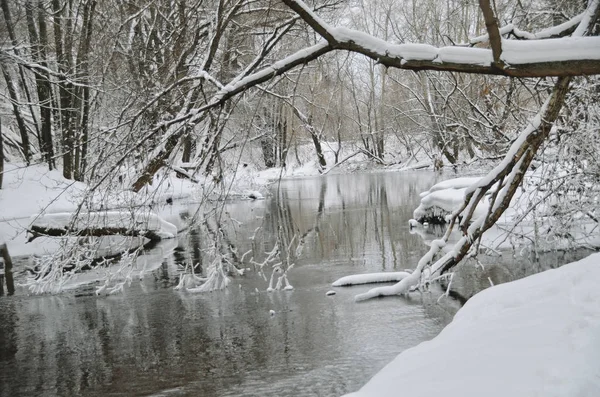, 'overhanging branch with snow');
282,0,600,77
